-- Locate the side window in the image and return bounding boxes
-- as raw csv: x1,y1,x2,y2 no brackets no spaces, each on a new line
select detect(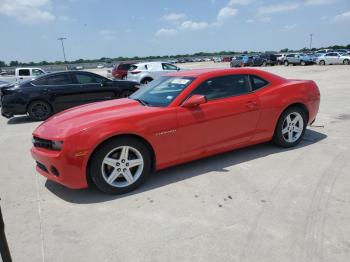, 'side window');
162,63,178,71
250,75,269,91
32,69,45,76
46,74,73,85
18,69,30,76
75,74,102,84
191,75,250,101
32,77,47,85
